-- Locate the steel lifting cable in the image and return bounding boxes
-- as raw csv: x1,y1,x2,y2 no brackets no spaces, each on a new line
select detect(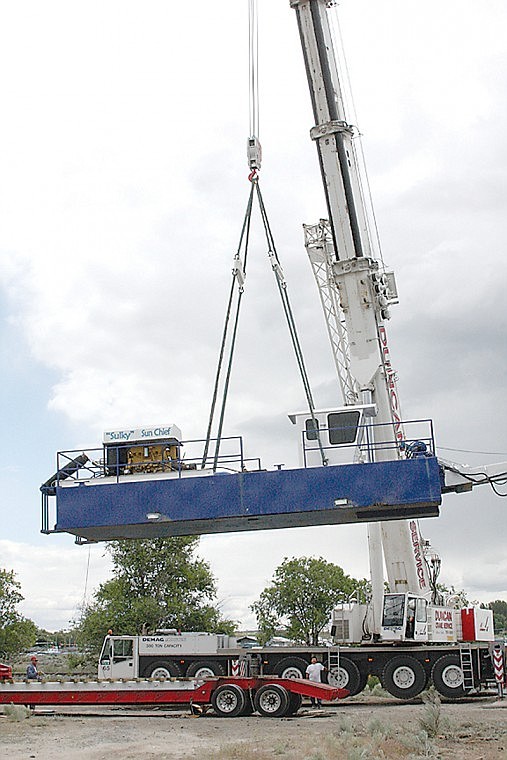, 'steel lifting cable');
248,0,260,140
201,182,256,470
202,0,259,471
204,176,328,471
253,179,328,467
203,0,327,469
